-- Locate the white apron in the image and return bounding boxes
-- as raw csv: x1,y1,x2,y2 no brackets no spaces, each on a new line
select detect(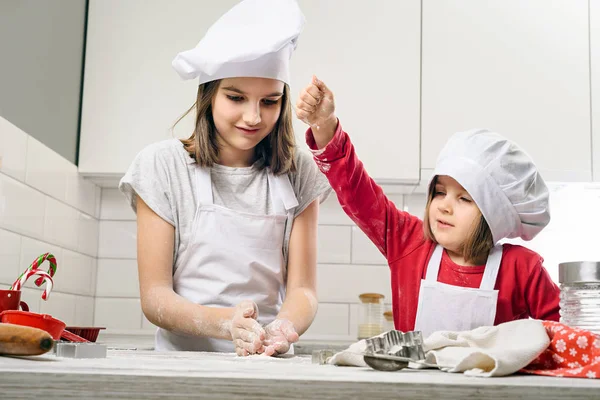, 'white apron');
155,166,298,352
413,244,503,338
